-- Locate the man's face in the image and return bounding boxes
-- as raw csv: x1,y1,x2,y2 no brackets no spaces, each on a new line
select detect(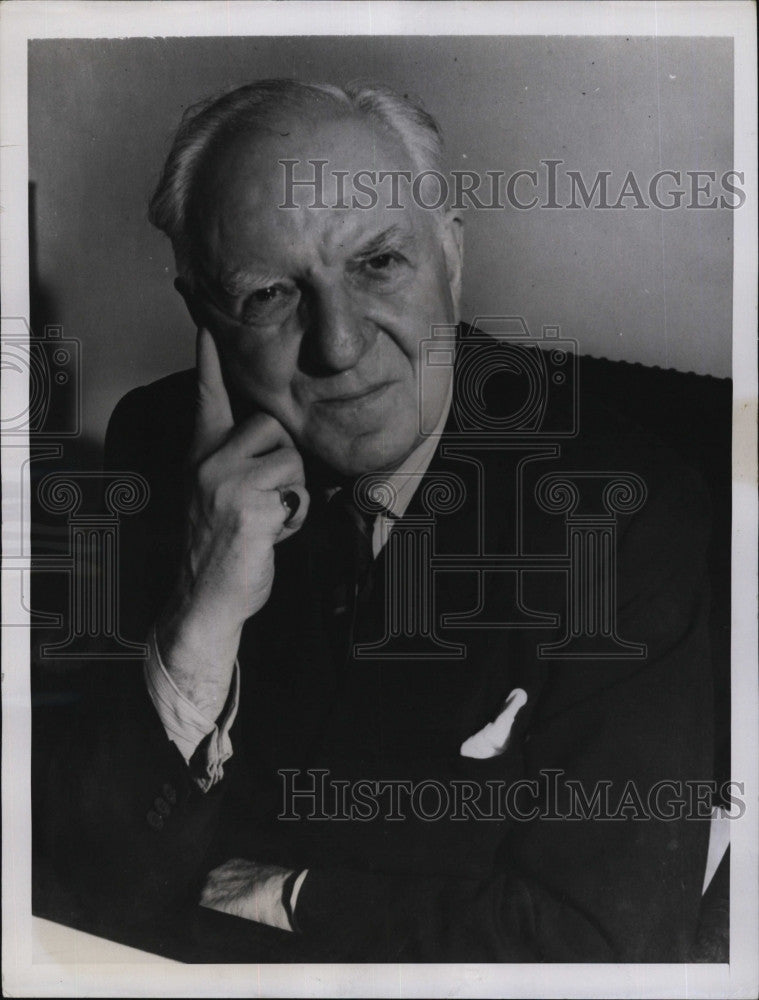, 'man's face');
184,111,462,477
